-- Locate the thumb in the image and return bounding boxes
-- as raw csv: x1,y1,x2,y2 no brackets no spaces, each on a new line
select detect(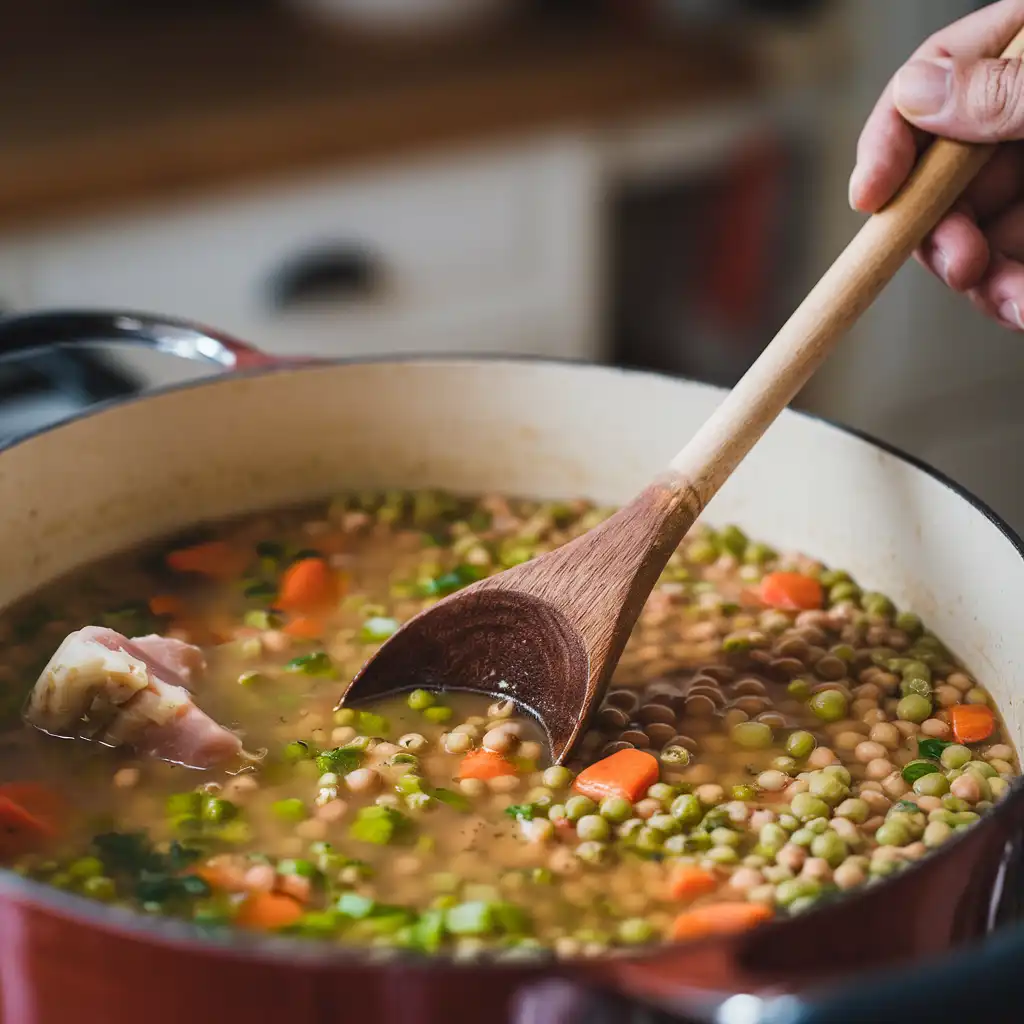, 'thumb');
895,56,1024,142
